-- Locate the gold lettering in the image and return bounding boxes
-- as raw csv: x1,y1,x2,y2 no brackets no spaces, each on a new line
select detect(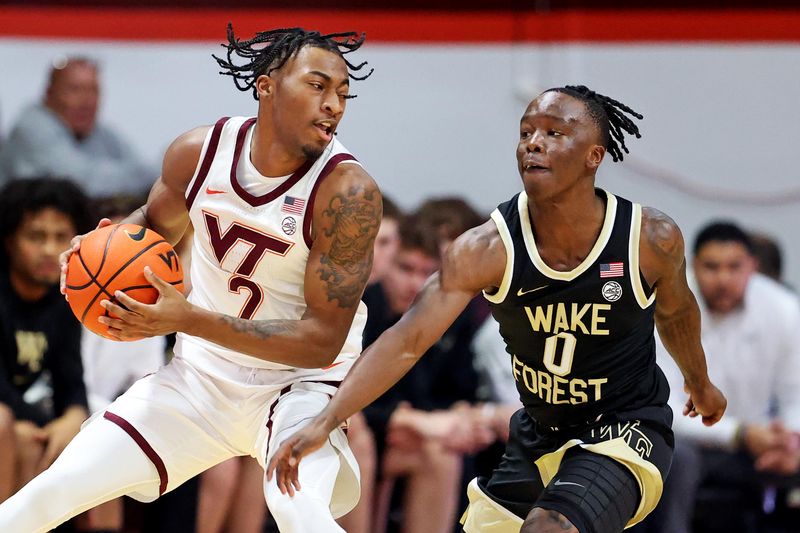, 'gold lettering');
553,303,569,333
15,331,47,373
570,303,591,334
588,378,608,400
523,366,537,394
569,379,588,404
512,354,523,382
537,371,552,404
591,304,611,335
552,375,570,404
525,305,552,333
